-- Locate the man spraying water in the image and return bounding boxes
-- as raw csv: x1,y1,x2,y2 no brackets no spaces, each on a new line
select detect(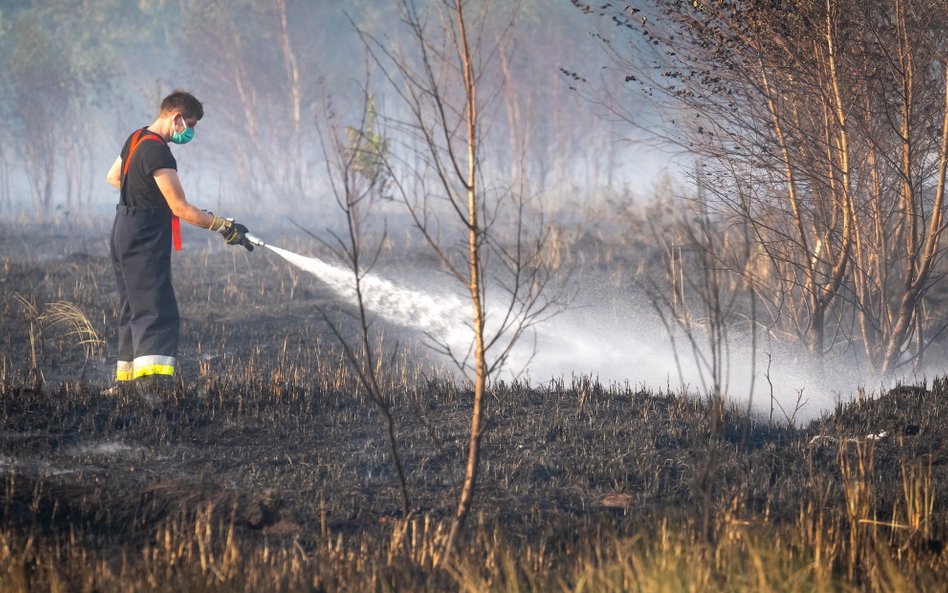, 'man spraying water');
104,90,256,393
